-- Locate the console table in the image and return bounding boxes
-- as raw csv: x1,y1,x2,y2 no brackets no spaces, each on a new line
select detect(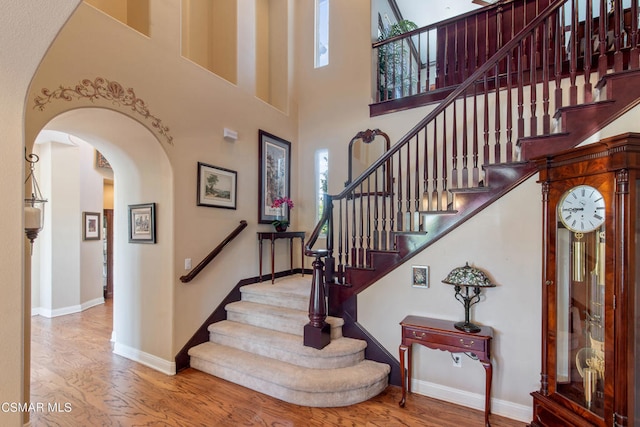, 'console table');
398,315,494,427
257,231,305,284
